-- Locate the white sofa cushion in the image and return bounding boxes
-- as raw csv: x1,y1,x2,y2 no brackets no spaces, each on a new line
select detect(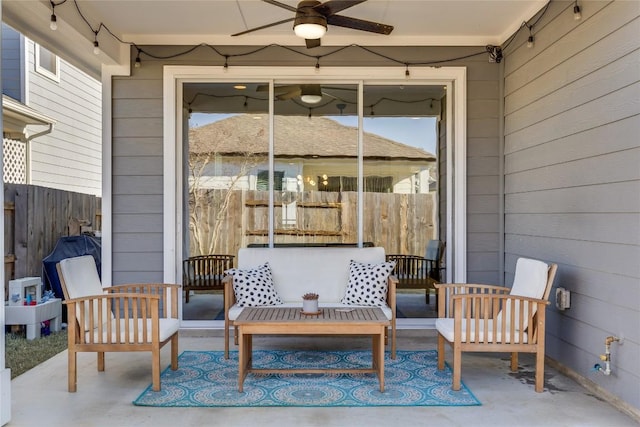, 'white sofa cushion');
225,262,283,307
341,260,395,307
237,247,386,302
